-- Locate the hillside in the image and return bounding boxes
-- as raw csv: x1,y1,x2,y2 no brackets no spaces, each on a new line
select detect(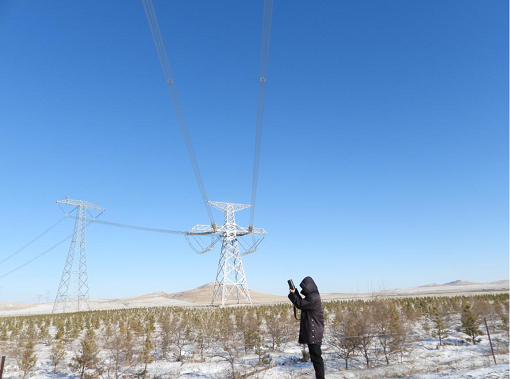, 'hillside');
321,279,509,301
0,279,507,316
